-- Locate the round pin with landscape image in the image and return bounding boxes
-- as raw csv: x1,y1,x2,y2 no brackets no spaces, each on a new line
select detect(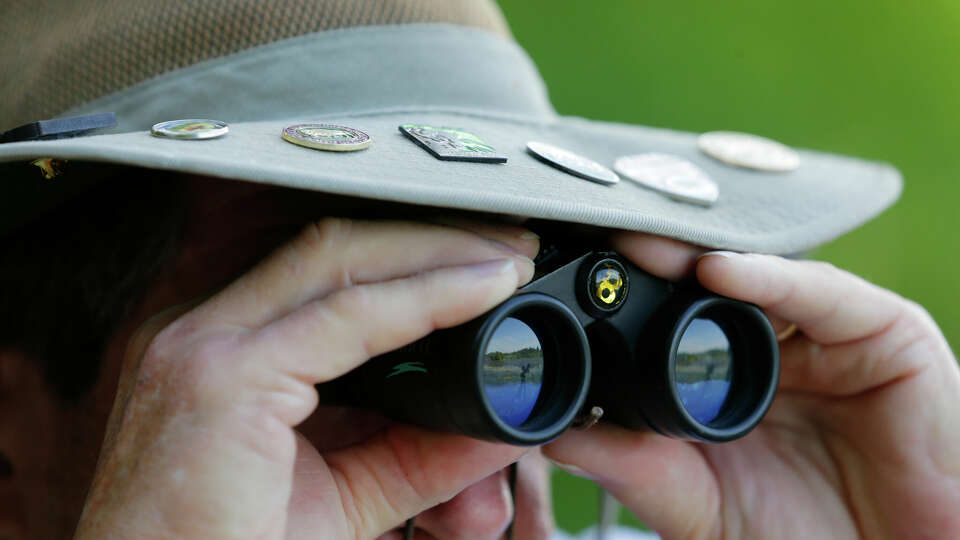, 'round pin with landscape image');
150,119,229,140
